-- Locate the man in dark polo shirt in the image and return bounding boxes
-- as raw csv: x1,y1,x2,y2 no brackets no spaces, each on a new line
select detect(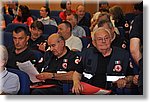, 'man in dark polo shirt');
6,26,43,72
31,33,80,95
